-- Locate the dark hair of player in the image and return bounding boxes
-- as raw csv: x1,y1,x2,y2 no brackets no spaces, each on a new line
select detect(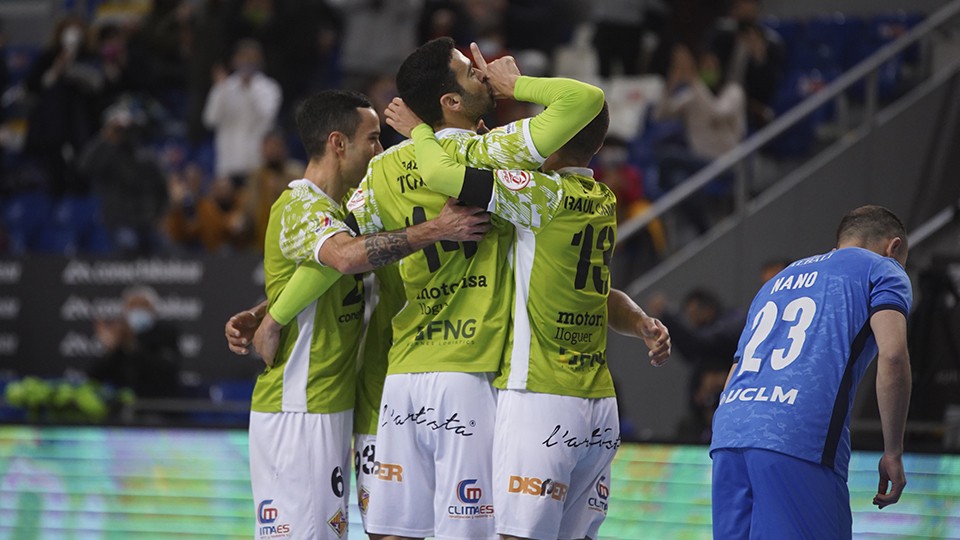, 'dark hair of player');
295,90,372,160
836,205,907,249
557,102,610,163
396,37,462,127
